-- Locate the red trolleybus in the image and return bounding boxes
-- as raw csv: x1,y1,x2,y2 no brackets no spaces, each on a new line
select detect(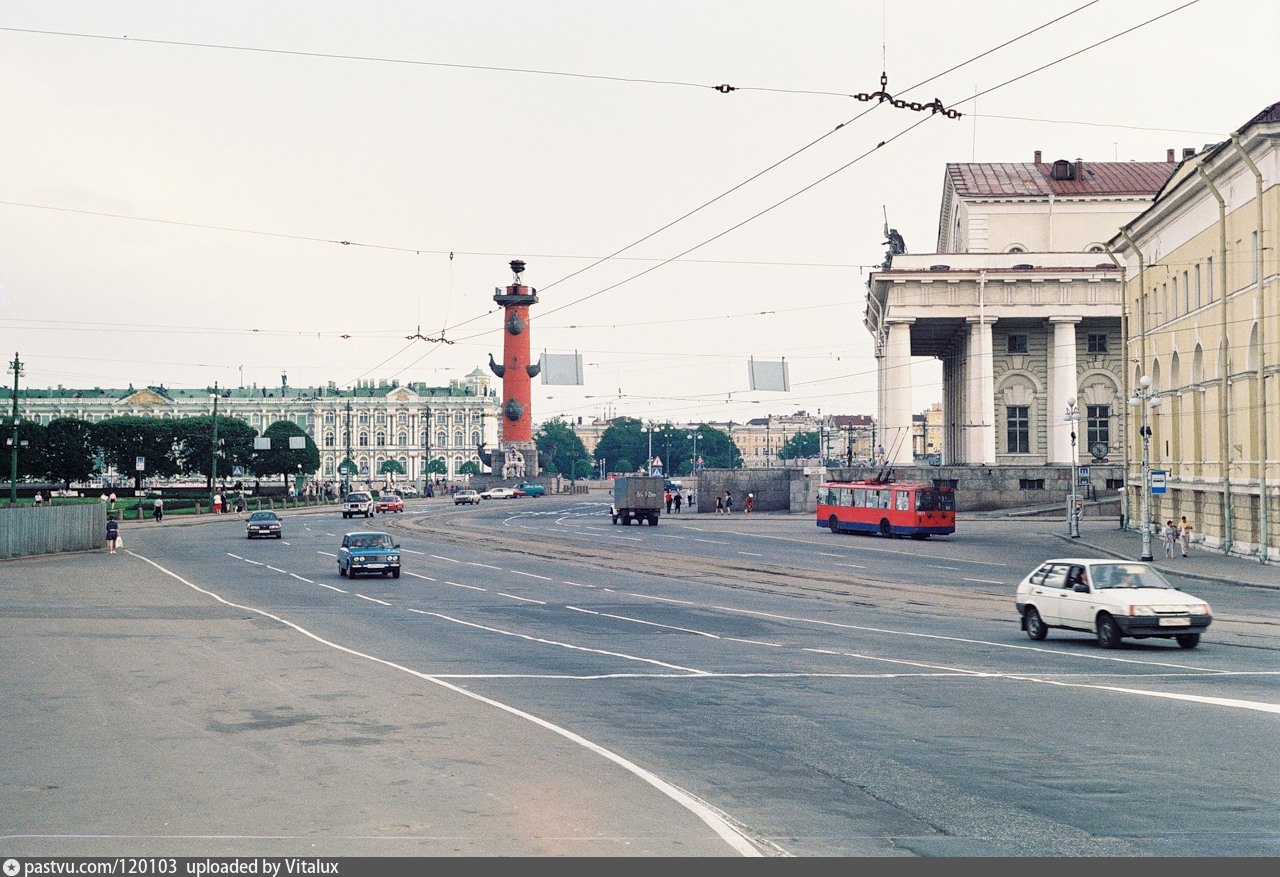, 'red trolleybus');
817,477,955,539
